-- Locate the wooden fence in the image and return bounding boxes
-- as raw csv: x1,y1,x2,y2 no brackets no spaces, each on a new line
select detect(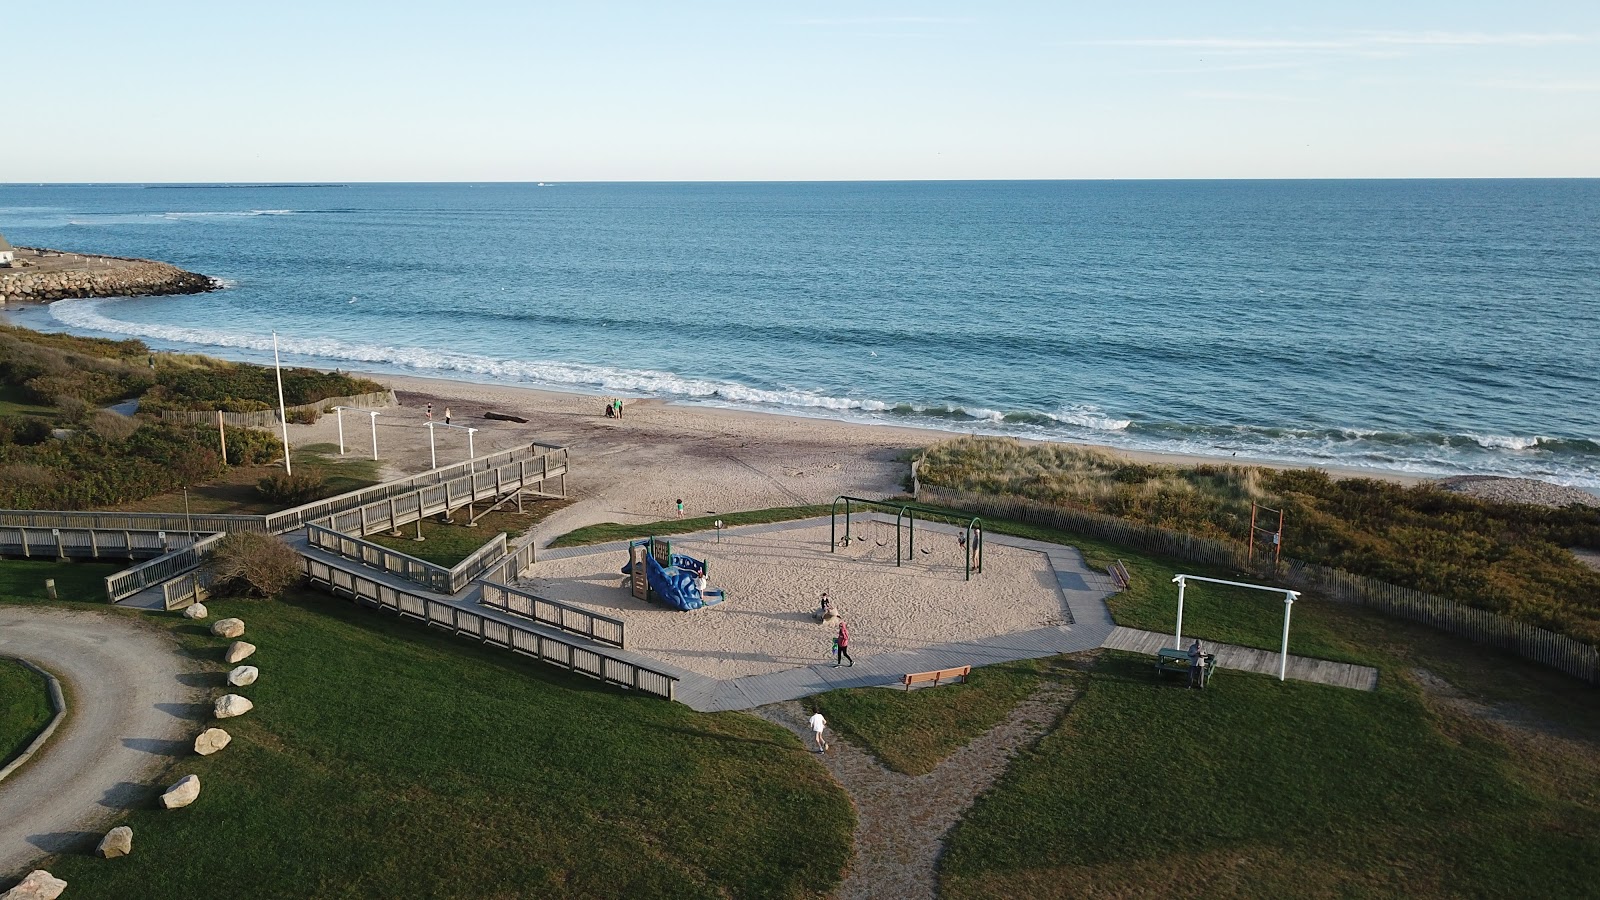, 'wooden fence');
303,556,675,700
106,533,226,603
305,523,508,595
0,526,193,561
161,568,213,611
917,484,1599,685
158,390,397,427
479,580,625,648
